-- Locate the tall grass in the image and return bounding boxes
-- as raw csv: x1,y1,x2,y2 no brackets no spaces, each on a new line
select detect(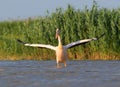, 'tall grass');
0,3,120,60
